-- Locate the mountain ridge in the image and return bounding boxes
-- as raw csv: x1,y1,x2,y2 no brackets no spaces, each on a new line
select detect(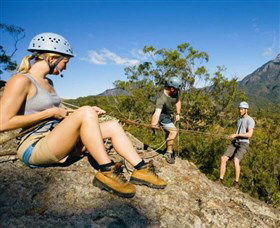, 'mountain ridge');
239,54,280,106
